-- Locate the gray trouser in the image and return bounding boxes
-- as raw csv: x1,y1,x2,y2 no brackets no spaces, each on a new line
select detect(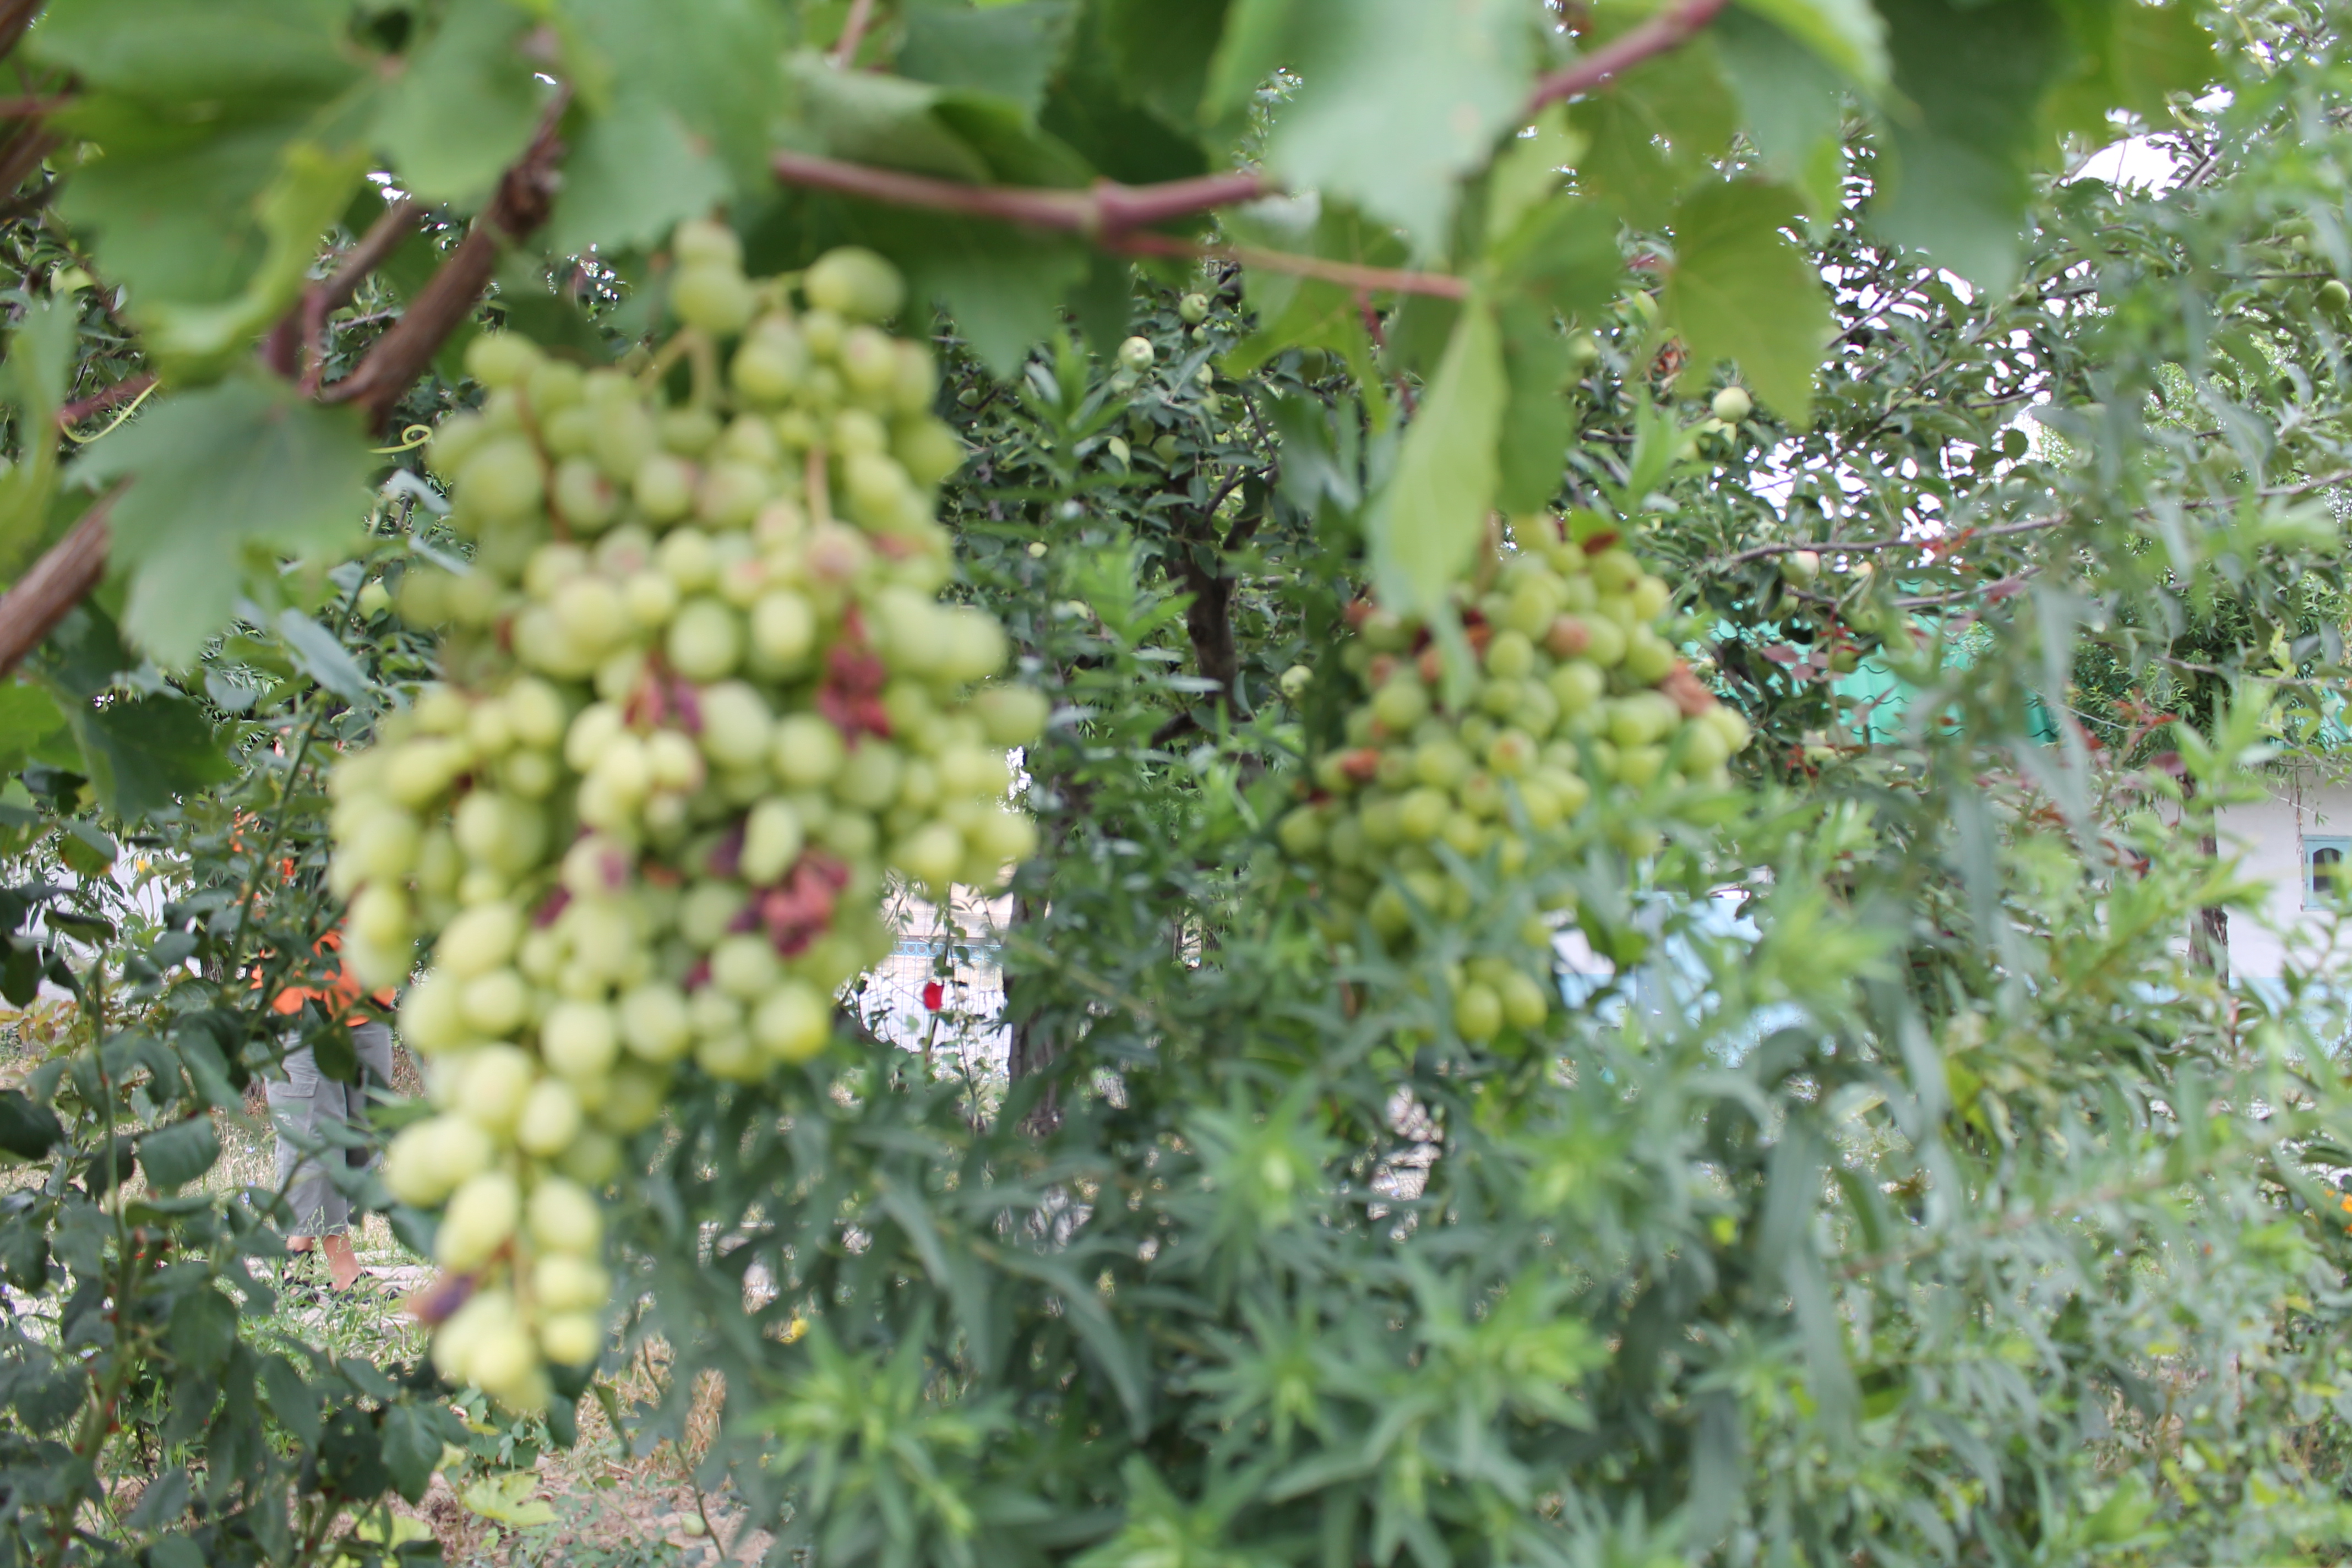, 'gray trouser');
268,1020,396,1239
